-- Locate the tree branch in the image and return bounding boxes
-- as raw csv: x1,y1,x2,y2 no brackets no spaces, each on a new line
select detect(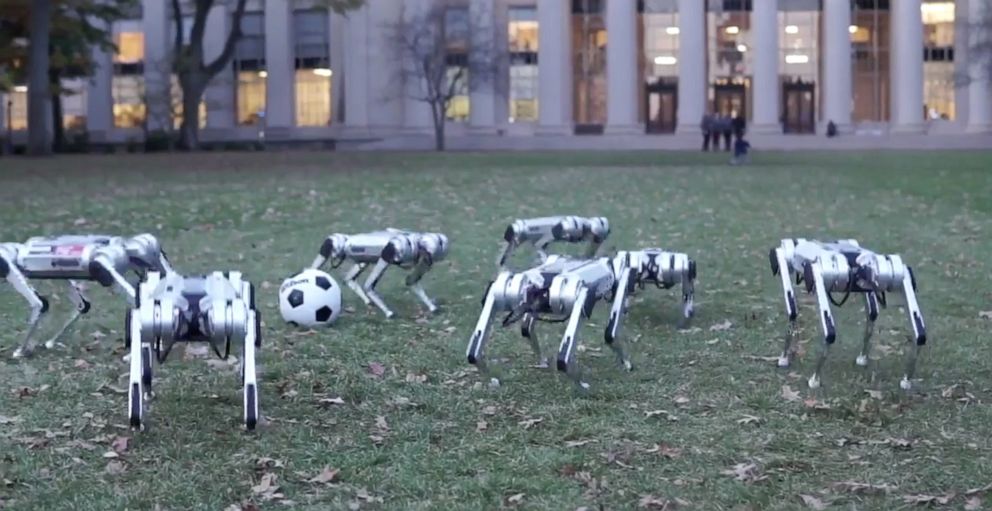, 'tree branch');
171,0,182,65
205,0,247,76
